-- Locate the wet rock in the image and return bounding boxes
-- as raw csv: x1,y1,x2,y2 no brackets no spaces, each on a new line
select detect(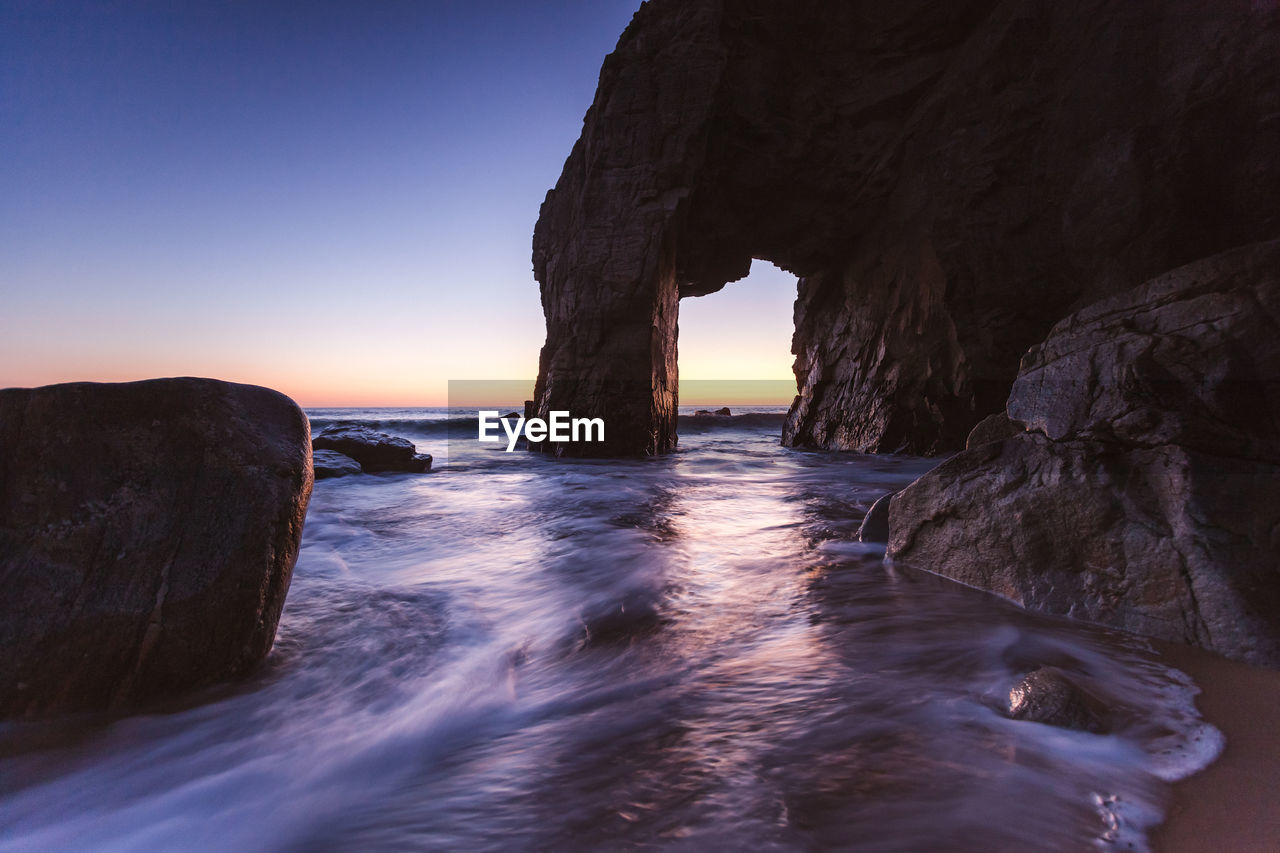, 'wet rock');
693,407,732,417
0,378,312,718
1007,667,1108,733
966,412,1022,450
531,0,1280,455
313,449,362,479
856,492,894,544
889,240,1280,667
312,425,432,473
